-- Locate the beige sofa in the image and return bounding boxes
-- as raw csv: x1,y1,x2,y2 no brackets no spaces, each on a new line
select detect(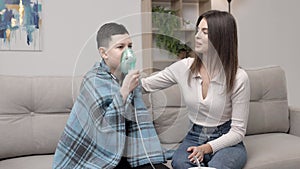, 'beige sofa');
1,66,300,169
